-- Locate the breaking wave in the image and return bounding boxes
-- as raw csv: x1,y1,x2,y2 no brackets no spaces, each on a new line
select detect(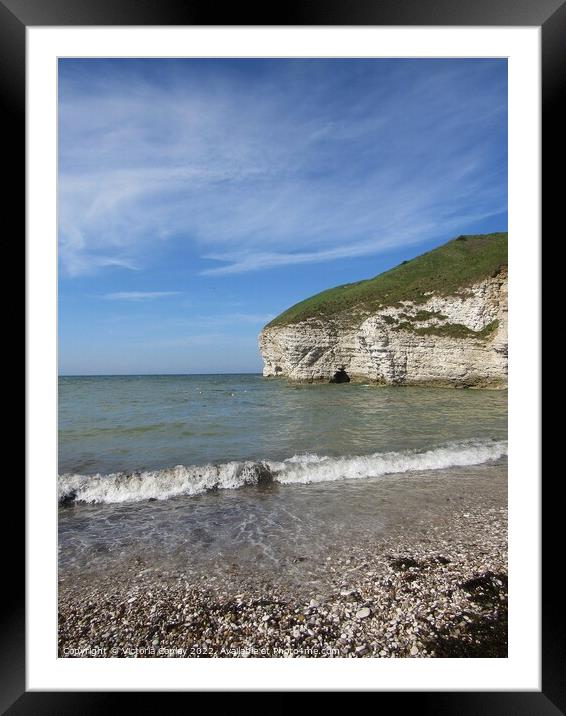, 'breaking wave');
58,439,507,505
